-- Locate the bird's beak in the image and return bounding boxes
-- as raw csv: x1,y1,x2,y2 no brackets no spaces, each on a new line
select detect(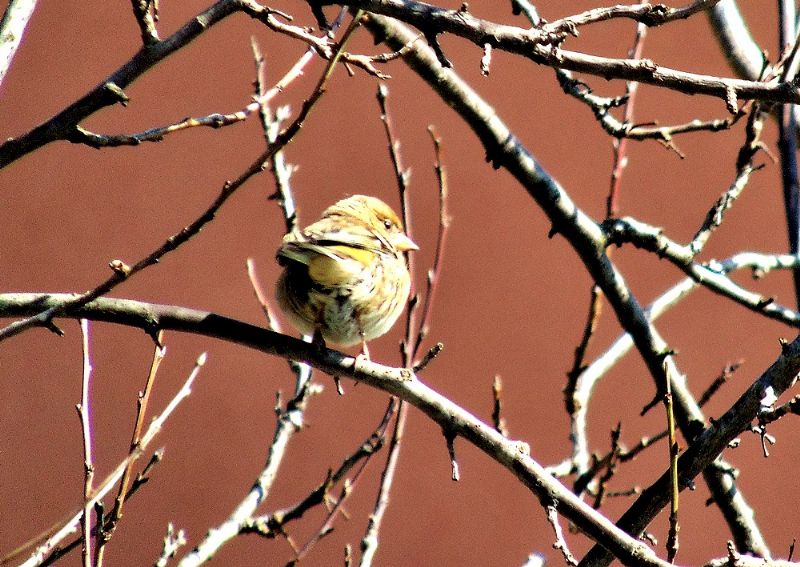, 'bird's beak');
393,233,419,252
